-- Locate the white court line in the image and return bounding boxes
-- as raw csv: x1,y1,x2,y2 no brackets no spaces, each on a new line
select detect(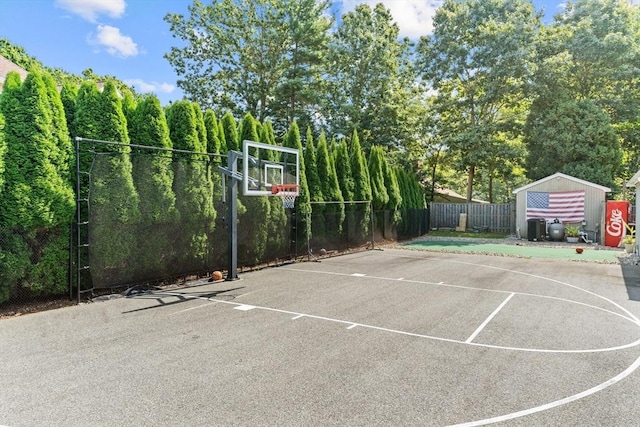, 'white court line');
199,295,640,354
448,354,640,427
283,267,640,326
466,293,515,343
291,314,304,320
280,255,640,425
347,324,358,329
169,301,218,315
